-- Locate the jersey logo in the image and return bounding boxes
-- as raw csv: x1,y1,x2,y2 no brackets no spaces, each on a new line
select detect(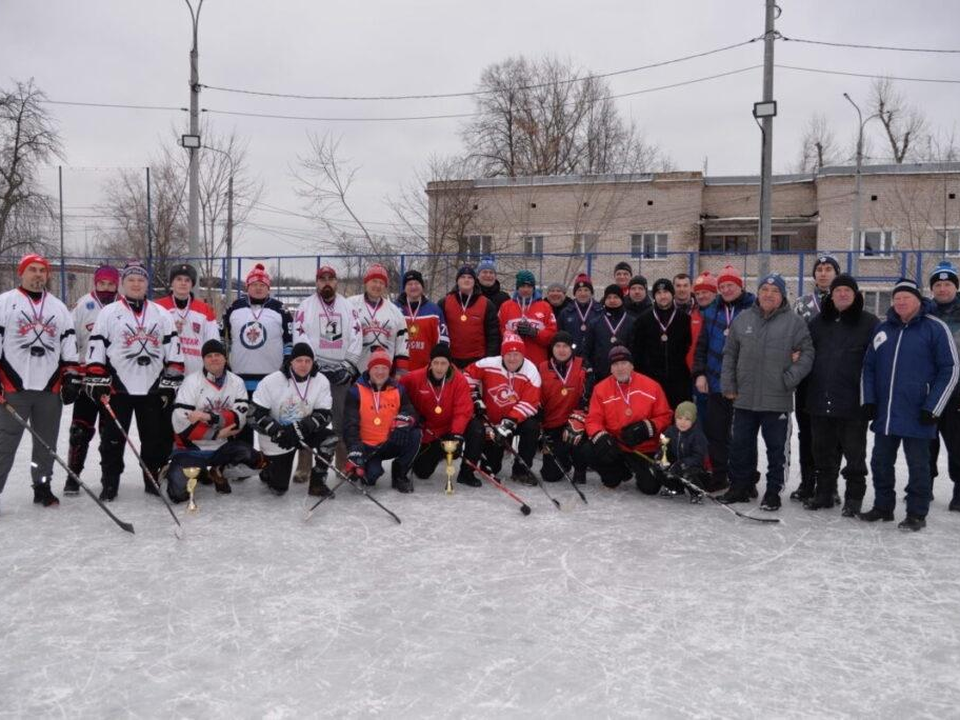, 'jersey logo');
86,301,95,310
241,321,267,349
489,383,519,407
121,323,161,364
873,331,888,349
16,312,57,357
